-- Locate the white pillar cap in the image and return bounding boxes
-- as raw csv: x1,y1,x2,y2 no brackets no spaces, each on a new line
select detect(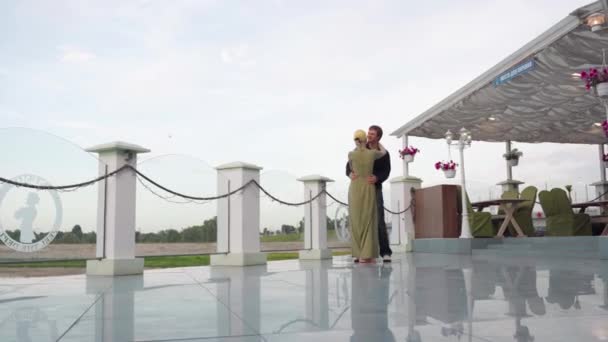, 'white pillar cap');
215,161,263,171
297,175,334,183
85,141,150,154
